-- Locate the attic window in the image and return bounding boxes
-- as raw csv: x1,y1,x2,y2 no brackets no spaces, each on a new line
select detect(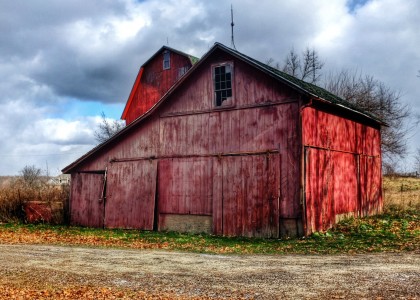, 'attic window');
163,50,170,70
213,63,233,106
177,66,189,79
